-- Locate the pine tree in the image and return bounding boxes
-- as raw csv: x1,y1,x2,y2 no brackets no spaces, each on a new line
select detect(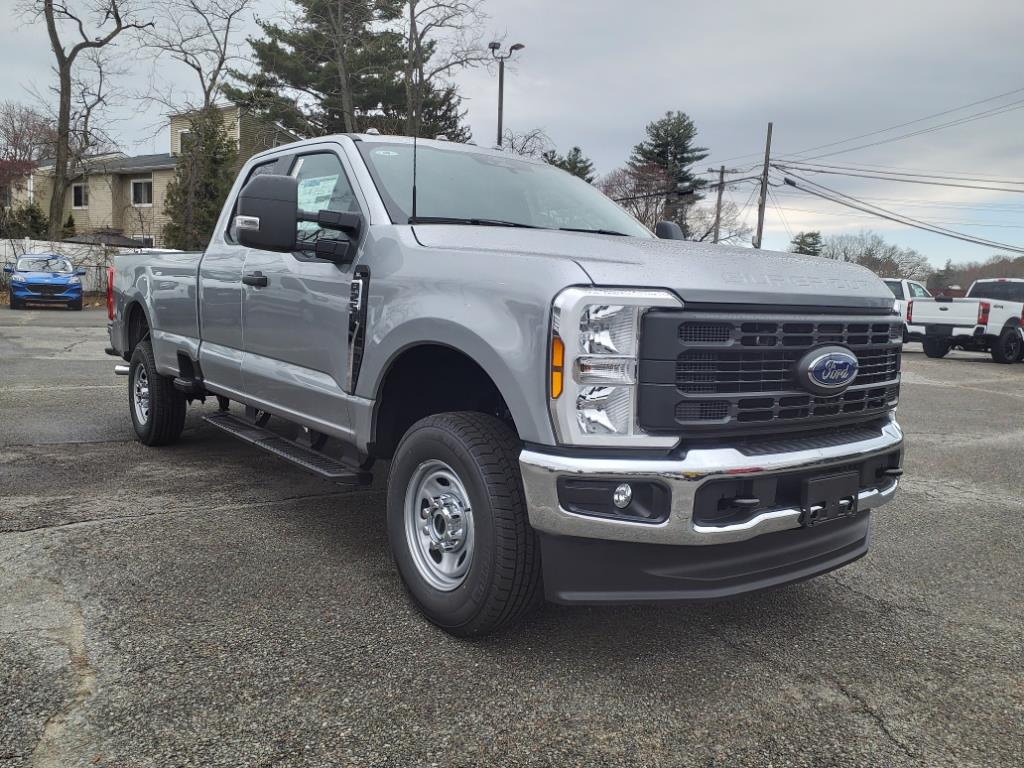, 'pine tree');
223,0,471,141
163,108,238,250
542,146,596,183
63,213,76,239
789,231,824,256
629,111,709,235
0,202,49,239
